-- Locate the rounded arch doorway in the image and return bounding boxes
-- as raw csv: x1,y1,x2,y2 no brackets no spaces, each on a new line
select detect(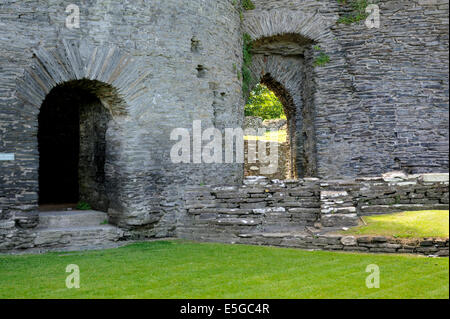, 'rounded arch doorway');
38,82,112,212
